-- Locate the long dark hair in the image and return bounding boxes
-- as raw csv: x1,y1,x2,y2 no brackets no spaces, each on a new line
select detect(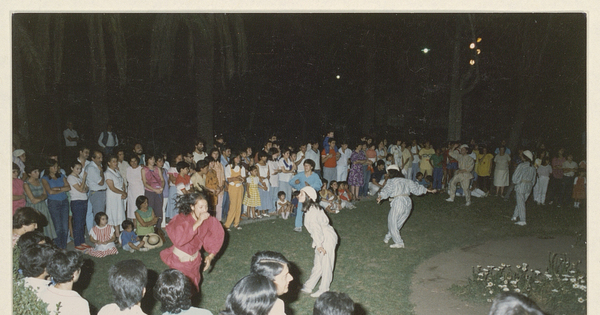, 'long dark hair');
175,190,211,215
43,158,61,180
228,152,242,170
301,192,322,213
220,274,277,315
